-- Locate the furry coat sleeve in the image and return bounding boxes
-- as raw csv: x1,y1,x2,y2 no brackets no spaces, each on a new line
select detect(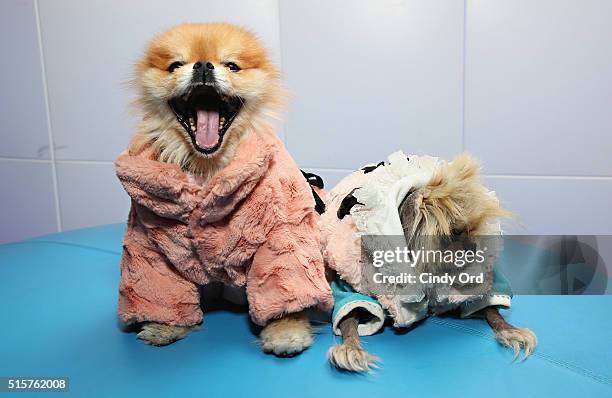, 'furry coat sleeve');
245,143,333,325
